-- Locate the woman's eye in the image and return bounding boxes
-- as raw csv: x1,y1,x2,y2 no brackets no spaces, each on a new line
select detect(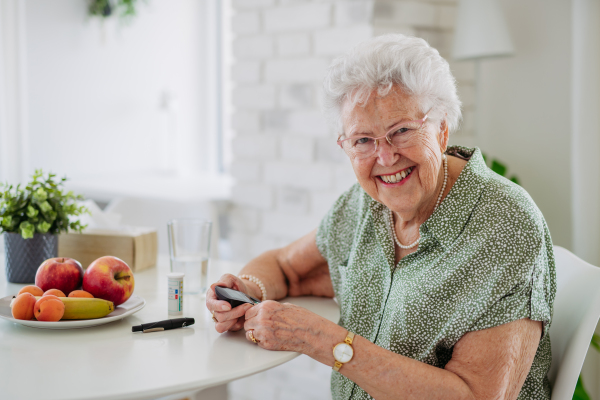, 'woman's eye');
354,137,372,145
395,127,410,134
